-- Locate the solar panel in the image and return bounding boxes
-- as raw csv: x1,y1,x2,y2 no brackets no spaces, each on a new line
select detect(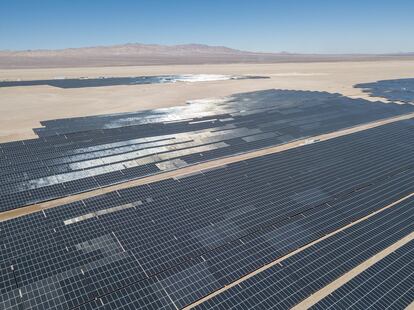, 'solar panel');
312,240,414,309
1,90,413,212
355,78,414,104
0,74,267,89
196,197,414,309
0,119,413,309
